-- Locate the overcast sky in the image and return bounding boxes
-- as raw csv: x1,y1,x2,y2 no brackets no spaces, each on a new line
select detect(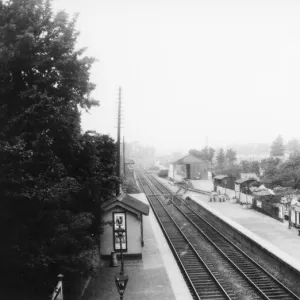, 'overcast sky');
52,0,300,154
